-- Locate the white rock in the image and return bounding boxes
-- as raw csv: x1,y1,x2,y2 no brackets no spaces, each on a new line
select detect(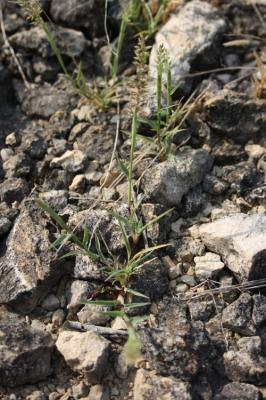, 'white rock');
56,330,110,383
198,213,266,281
245,144,265,159
194,252,224,281
51,150,86,173
149,0,227,89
